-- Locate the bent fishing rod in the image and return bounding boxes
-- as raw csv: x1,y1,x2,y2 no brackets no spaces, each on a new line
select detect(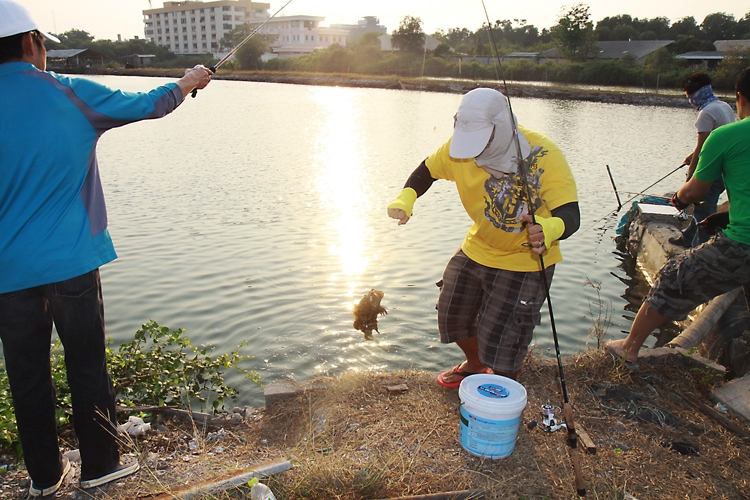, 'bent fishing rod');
191,0,296,97
481,1,586,496
587,162,687,230
613,162,687,212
